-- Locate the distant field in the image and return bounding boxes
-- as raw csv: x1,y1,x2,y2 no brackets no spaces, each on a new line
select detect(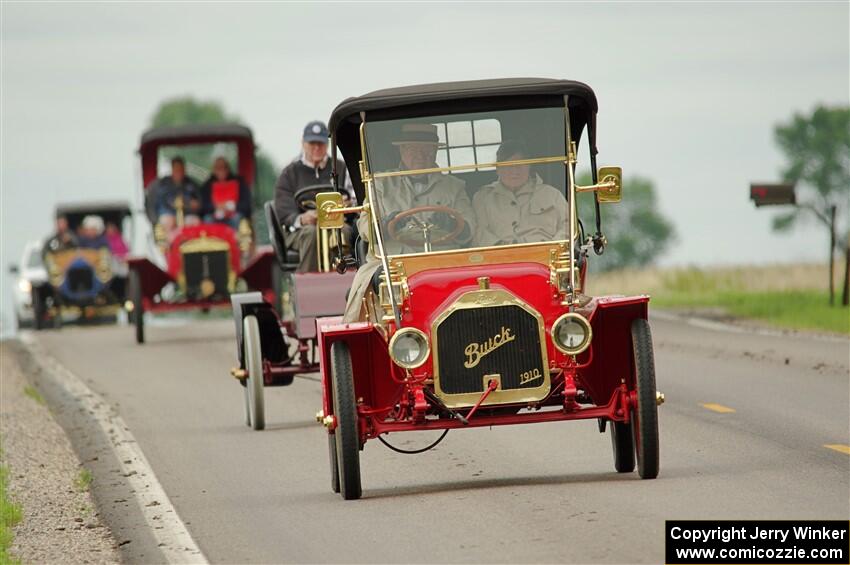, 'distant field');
589,263,849,335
